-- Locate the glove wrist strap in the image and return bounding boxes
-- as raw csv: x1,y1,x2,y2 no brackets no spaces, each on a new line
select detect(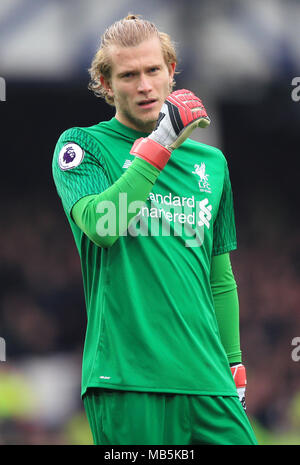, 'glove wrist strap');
130,137,171,171
230,364,247,389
